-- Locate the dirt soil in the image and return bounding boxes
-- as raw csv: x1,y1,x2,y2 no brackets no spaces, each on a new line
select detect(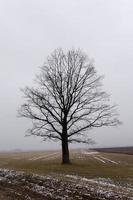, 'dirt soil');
0,169,132,200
